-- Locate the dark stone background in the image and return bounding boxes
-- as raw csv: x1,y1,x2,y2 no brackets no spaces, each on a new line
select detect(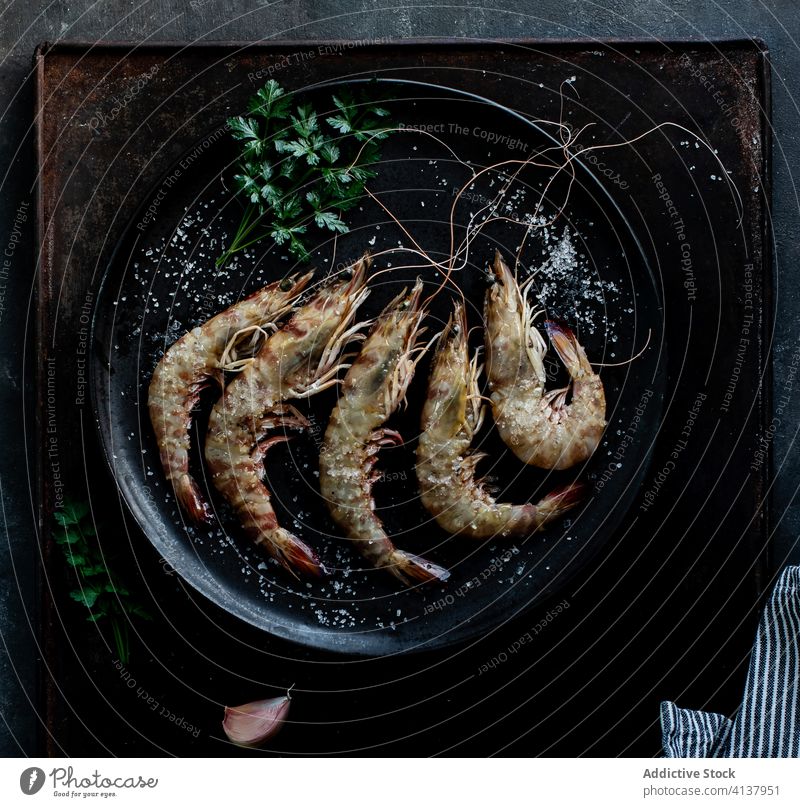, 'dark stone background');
1,1,798,756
